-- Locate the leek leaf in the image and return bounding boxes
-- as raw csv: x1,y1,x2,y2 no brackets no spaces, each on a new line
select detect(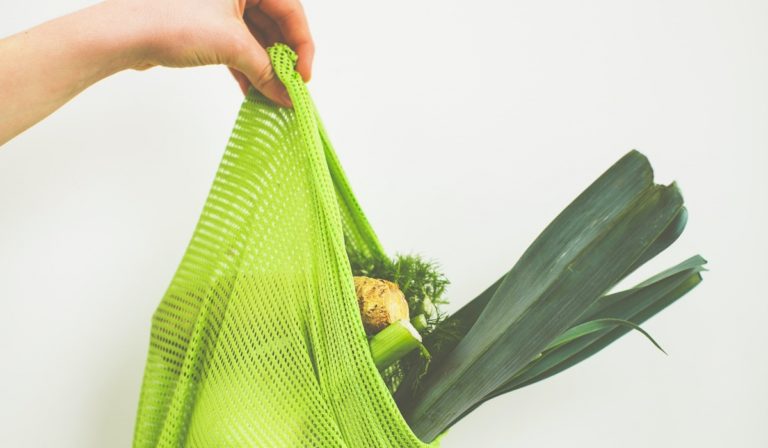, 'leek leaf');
406,151,688,441
544,318,665,353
